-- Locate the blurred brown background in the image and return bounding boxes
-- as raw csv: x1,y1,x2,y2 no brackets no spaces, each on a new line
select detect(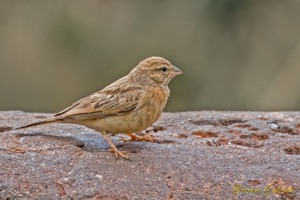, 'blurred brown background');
1,0,300,113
